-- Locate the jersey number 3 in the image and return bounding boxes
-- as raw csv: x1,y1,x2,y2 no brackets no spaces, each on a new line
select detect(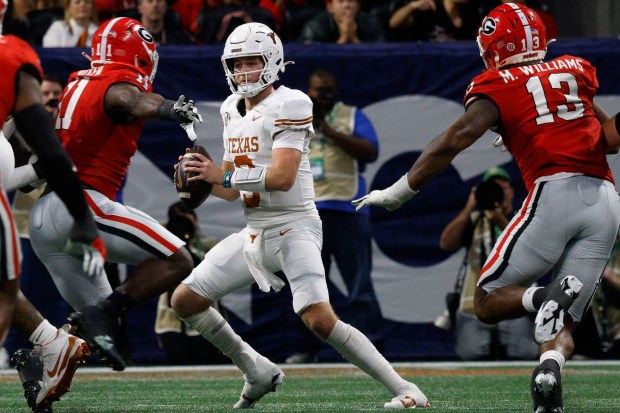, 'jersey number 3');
234,155,260,208
525,73,584,126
